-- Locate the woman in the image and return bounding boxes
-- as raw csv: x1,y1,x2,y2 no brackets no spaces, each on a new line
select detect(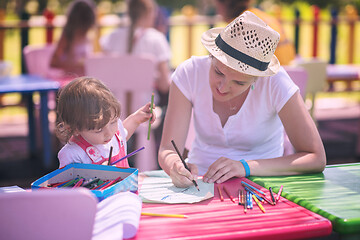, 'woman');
158,11,326,188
